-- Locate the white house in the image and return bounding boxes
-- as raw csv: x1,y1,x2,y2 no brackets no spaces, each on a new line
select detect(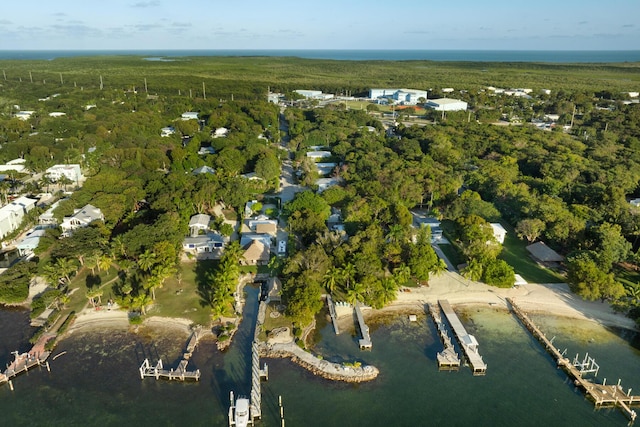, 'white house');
247,218,278,236
192,165,216,176
490,223,507,244
15,111,35,120
161,126,175,137
48,112,66,117
316,177,342,193
630,198,640,207
426,98,468,111
182,233,225,255
60,204,104,237
0,158,27,174
212,127,229,138
39,200,62,226
45,164,83,183
306,151,332,161
181,112,199,120
189,214,211,237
